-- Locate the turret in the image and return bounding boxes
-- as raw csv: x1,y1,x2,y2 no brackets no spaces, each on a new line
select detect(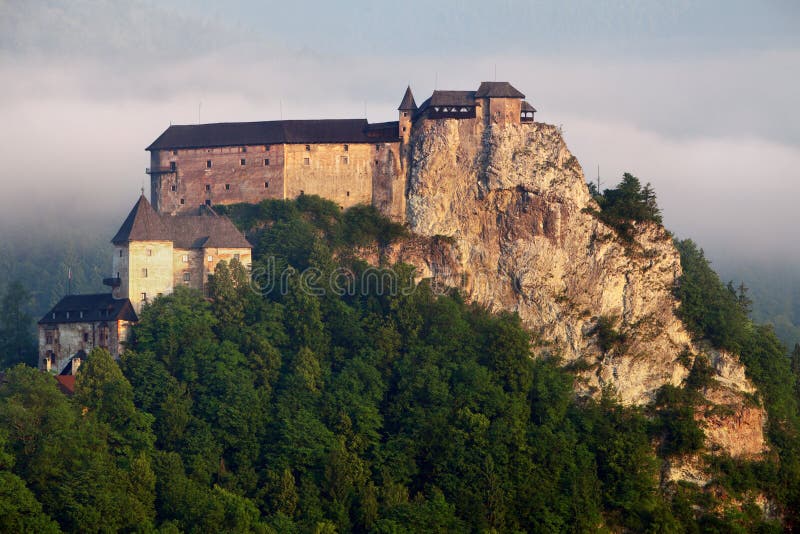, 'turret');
398,86,417,144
